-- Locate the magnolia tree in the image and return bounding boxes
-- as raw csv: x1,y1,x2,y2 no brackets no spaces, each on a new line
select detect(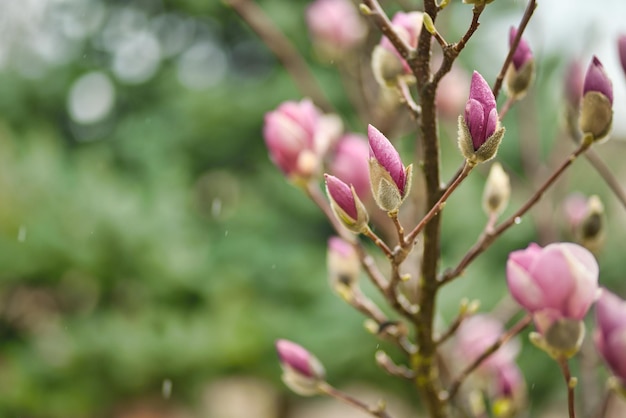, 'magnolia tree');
227,0,626,416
